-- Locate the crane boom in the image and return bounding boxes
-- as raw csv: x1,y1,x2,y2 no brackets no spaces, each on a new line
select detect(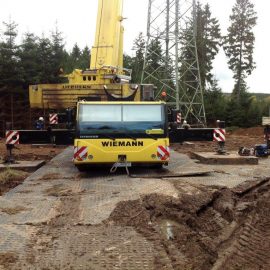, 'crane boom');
29,0,154,109
91,0,124,69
